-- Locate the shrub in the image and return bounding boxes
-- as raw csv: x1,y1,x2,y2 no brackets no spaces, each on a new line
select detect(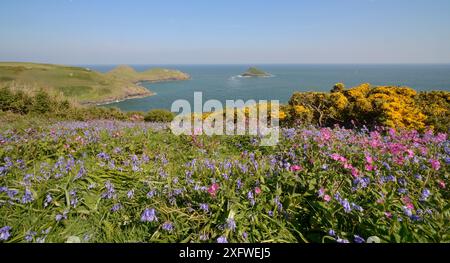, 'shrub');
144,109,175,122
288,83,438,131
32,89,52,114
416,91,450,132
